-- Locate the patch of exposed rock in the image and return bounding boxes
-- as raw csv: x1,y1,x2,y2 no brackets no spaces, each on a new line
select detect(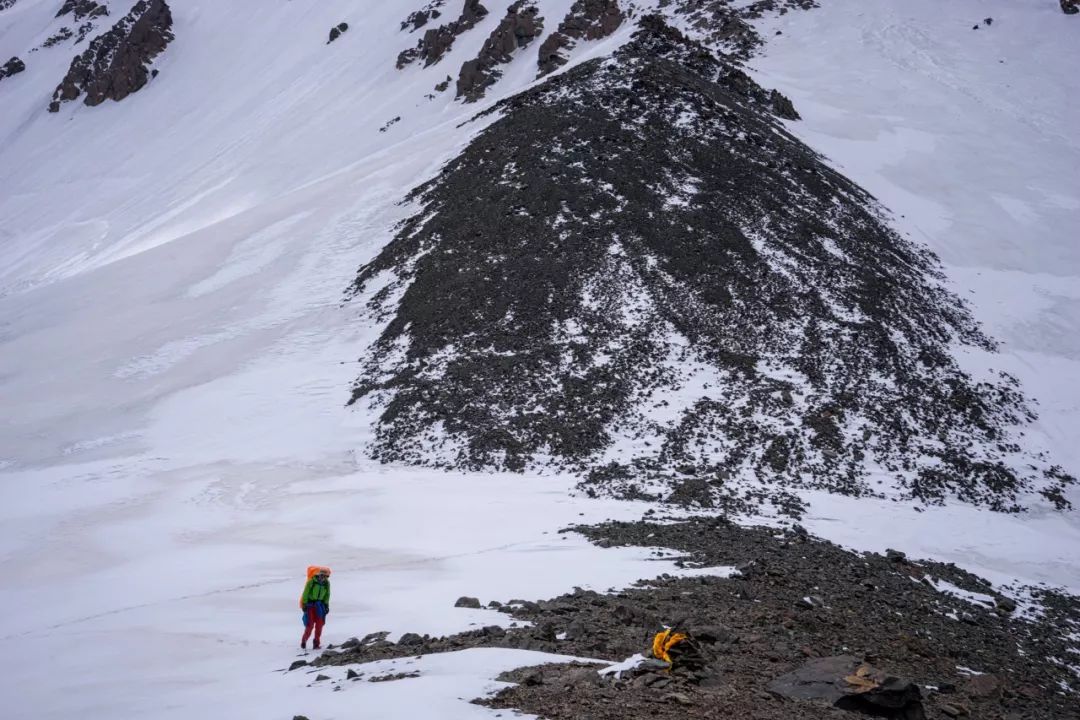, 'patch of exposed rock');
56,0,108,22
313,518,1080,720
48,0,173,112
0,0,18,10
42,27,75,48
397,0,488,69
401,1,447,32
1063,0,1080,15
348,16,1074,512
457,0,543,102
657,0,817,60
0,56,26,82
328,22,348,44
537,0,625,76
